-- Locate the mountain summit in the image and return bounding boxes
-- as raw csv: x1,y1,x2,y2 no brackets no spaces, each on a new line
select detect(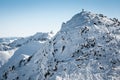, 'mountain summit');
0,10,120,80
61,10,119,31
